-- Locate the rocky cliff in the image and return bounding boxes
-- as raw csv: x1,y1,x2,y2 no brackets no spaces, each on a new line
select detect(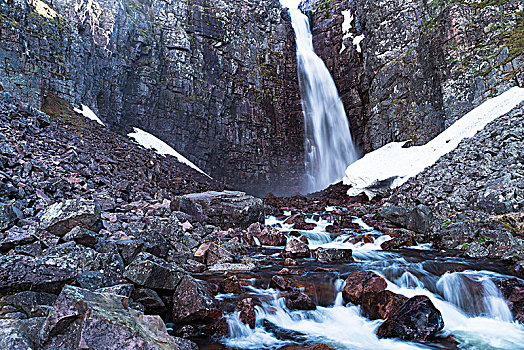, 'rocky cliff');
306,0,523,153
0,0,304,196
